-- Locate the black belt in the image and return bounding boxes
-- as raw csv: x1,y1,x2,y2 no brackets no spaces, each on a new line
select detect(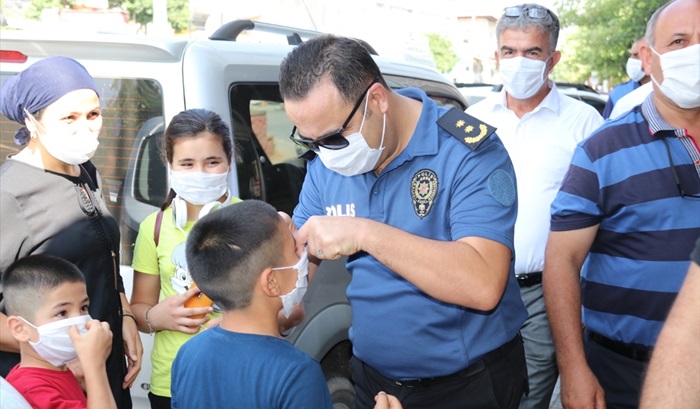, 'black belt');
516,272,542,287
588,330,652,362
392,333,522,388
